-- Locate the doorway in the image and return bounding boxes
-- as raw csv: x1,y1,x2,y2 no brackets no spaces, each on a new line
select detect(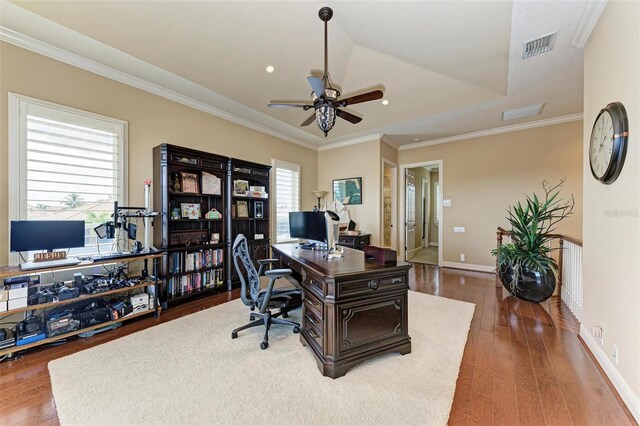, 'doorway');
401,161,443,266
381,159,398,250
